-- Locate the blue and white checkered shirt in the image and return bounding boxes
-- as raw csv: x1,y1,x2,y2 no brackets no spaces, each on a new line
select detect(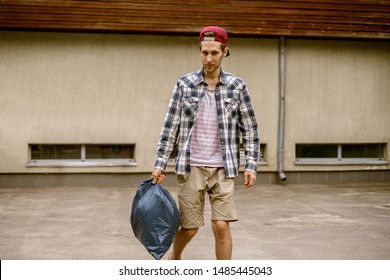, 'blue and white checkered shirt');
154,69,260,178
